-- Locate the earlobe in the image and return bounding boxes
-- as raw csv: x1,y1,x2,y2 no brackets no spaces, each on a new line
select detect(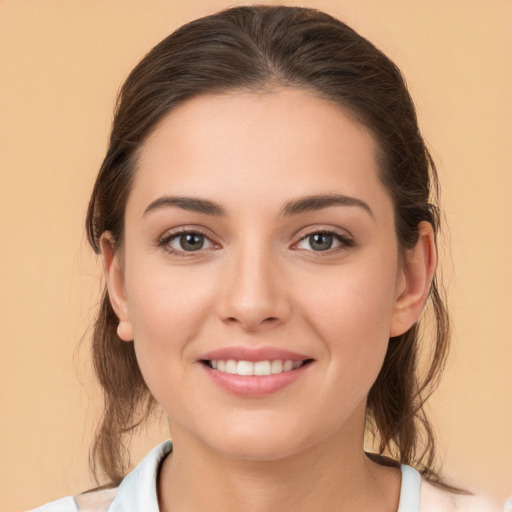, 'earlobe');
100,233,133,342
389,222,436,337
117,320,133,342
